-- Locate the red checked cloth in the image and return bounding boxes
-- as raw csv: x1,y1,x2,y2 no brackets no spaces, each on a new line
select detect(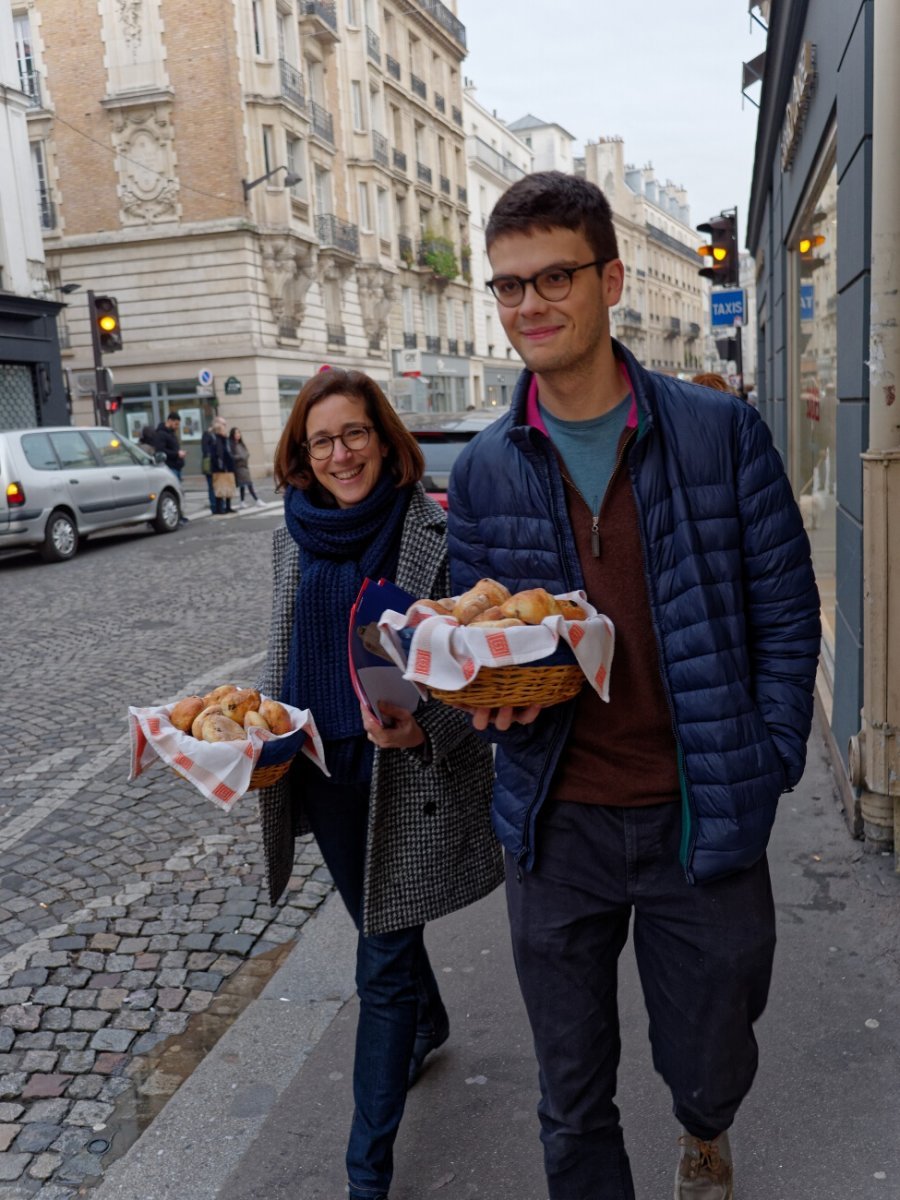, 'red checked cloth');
127,697,328,813
378,591,615,700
